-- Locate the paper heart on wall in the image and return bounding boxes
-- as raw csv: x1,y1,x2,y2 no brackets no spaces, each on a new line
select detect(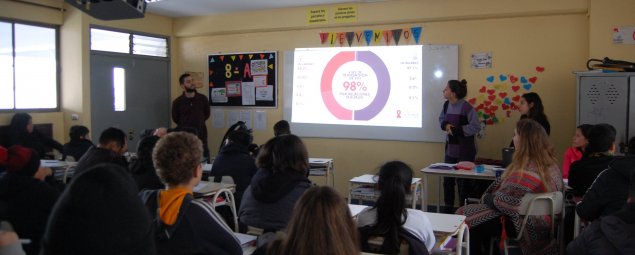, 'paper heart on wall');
487,89,495,95
499,75,507,82
511,103,518,110
512,85,520,92
528,77,537,84
504,98,511,104
483,114,490,119
486,76,495,83
512,95,521,102
488,95,496,101
487,119,494,125
494,99,502,105
536,66,545,72
520,77,528,83
490,105,499,112
502,104,509,110
509,75,518,83
523,83,532,90
468,98,477,105
479,86,486,93
484,101,492,106
499,92,507,98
